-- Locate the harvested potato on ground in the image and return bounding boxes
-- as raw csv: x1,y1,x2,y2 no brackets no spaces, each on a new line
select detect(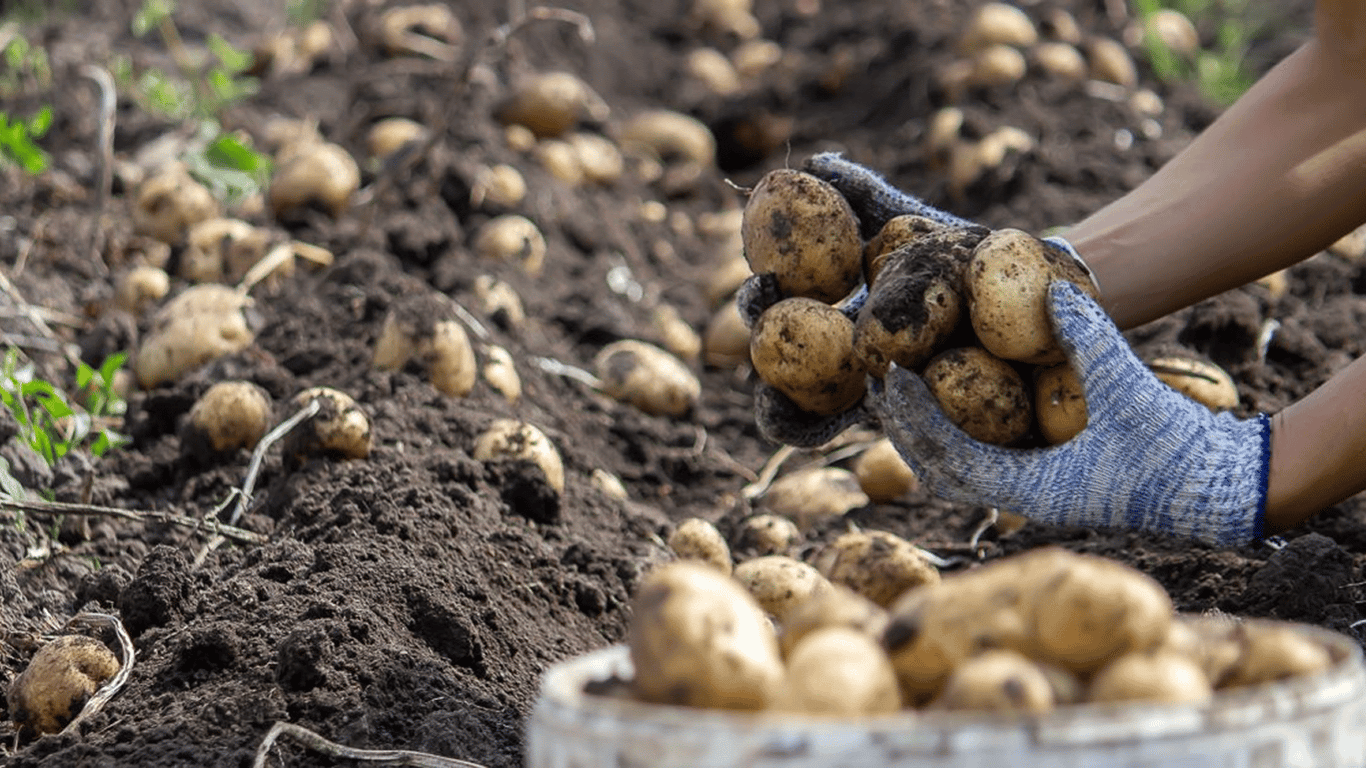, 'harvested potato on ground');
1149,356,1239,411
567,131,625,184
931,649,1055,713
1222,623,1333,689
495,71,609,139
180,218,273,284
1034,362,1087,444
1087,36,1139,89
815,530,940,608
751,298,866,415
966,228,1098,364
132,165,219,245
473,275,526,328
134,284,257,389
618,110,717,171
473,215,548,275
652,304,702,362
704,253,752,307
853,438,919,503
1031,41,1088,80
773,627,901,716
180,381,273,461
373,296,477,397
628,561,784,710
472,419,565,495
732,513,801,558
733,555,831,622
1027,553,1173,674
268,140,360,219
8,635,121,738
1089,651,1213,704
758,466,869,530
113,265,170,315
470,164,527,210
778,584,888,658
668,518,732,575
281,387,372,466
535,139,584,185
702,301,750,368
482,345,521,403
367,117,429,161
593,339,701,417
958,2,1038,52
741,169,862,304
922,347,1032,446
377,4,461,59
